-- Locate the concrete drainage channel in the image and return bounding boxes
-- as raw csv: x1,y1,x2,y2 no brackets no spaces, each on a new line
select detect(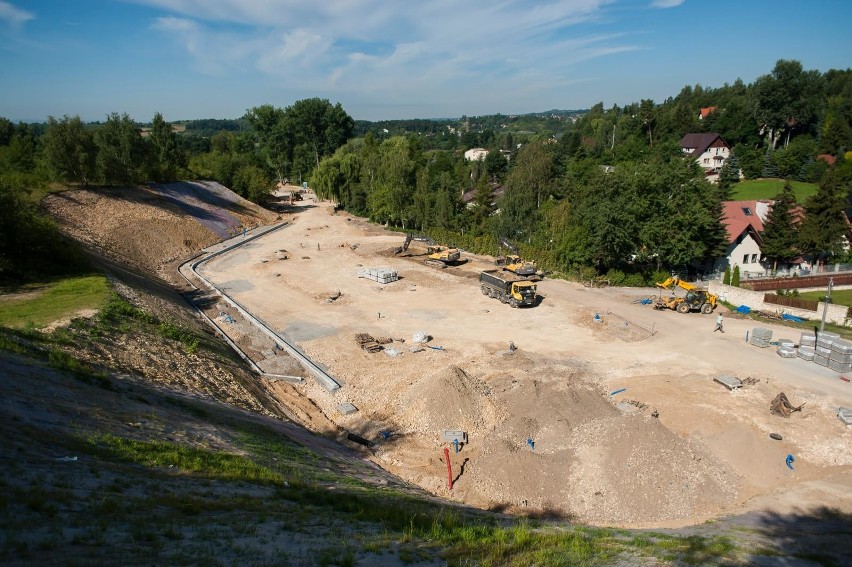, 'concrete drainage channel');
179,222,342,392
